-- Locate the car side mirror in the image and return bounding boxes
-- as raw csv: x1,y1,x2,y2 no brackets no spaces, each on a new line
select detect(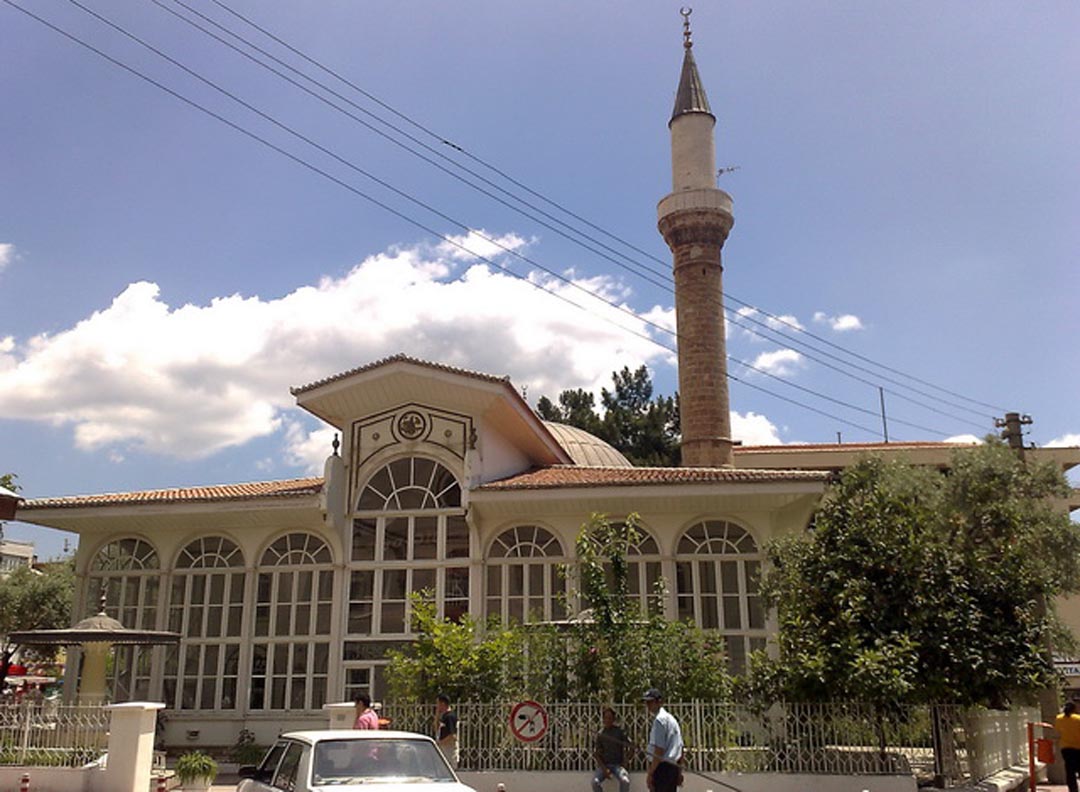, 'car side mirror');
237,765,270,782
